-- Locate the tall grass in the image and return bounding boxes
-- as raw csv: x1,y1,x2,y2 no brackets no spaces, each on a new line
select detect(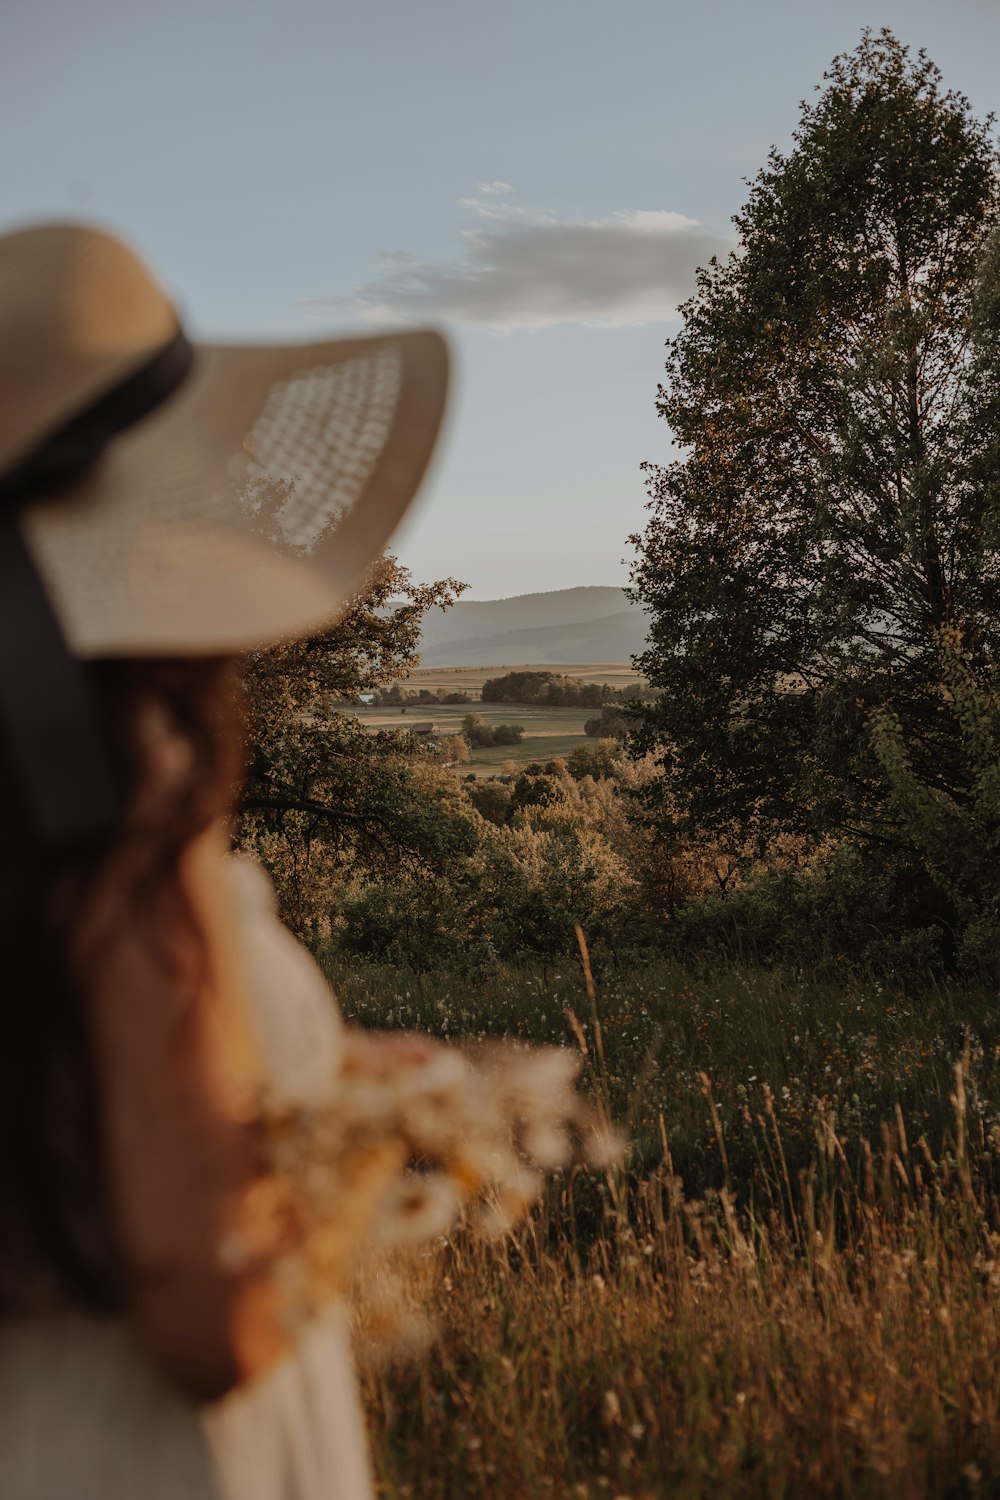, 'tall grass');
323,954,1000,1497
